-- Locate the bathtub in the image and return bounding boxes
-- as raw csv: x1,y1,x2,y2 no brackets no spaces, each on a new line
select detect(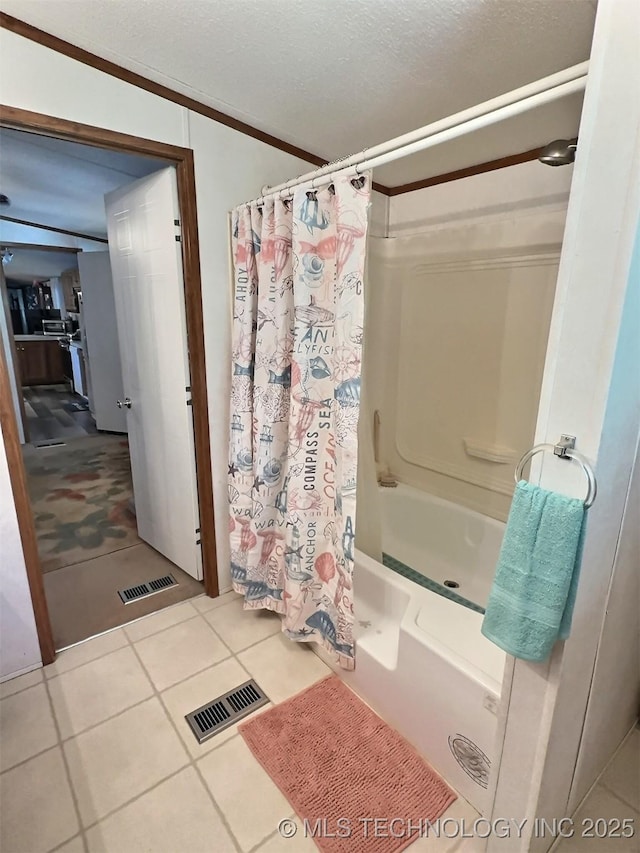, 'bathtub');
381,483,506,609
316,485,507,815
